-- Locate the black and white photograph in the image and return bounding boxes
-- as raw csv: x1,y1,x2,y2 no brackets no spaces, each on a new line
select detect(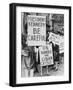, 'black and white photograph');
9,3,71,87
21,12,64,77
